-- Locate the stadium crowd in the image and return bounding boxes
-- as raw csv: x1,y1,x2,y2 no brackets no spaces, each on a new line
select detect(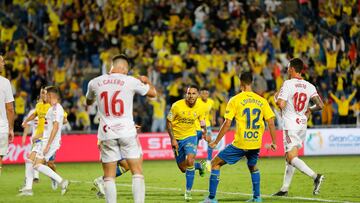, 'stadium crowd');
0,0,359,133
